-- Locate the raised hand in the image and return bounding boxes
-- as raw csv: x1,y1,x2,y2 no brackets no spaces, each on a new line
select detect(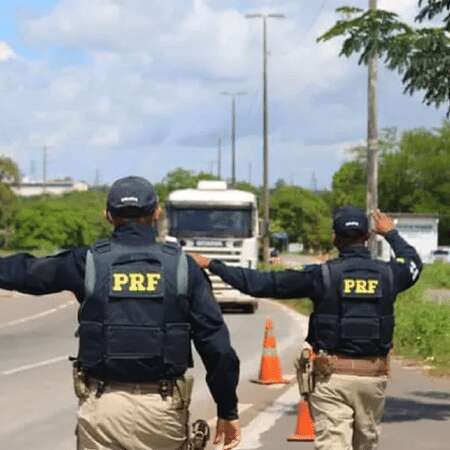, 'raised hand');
371,209,395,236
